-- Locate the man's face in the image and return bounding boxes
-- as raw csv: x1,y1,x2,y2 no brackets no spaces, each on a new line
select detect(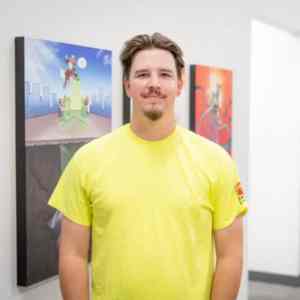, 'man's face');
124,48,183,121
